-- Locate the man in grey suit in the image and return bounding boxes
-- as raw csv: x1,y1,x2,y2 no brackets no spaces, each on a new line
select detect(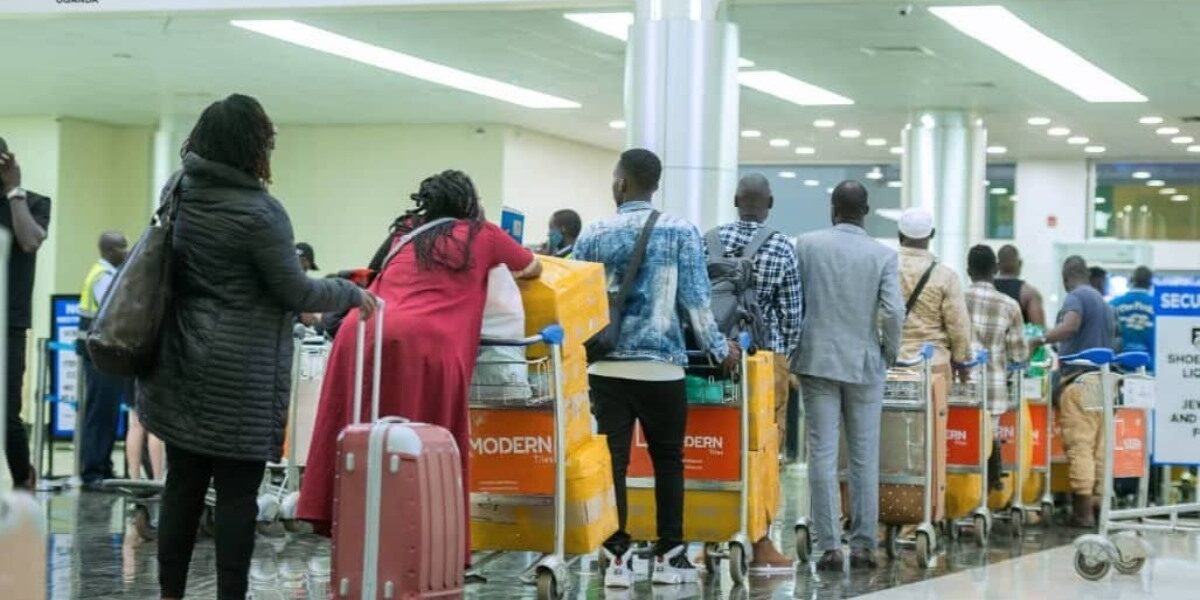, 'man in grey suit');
792,181,905,571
